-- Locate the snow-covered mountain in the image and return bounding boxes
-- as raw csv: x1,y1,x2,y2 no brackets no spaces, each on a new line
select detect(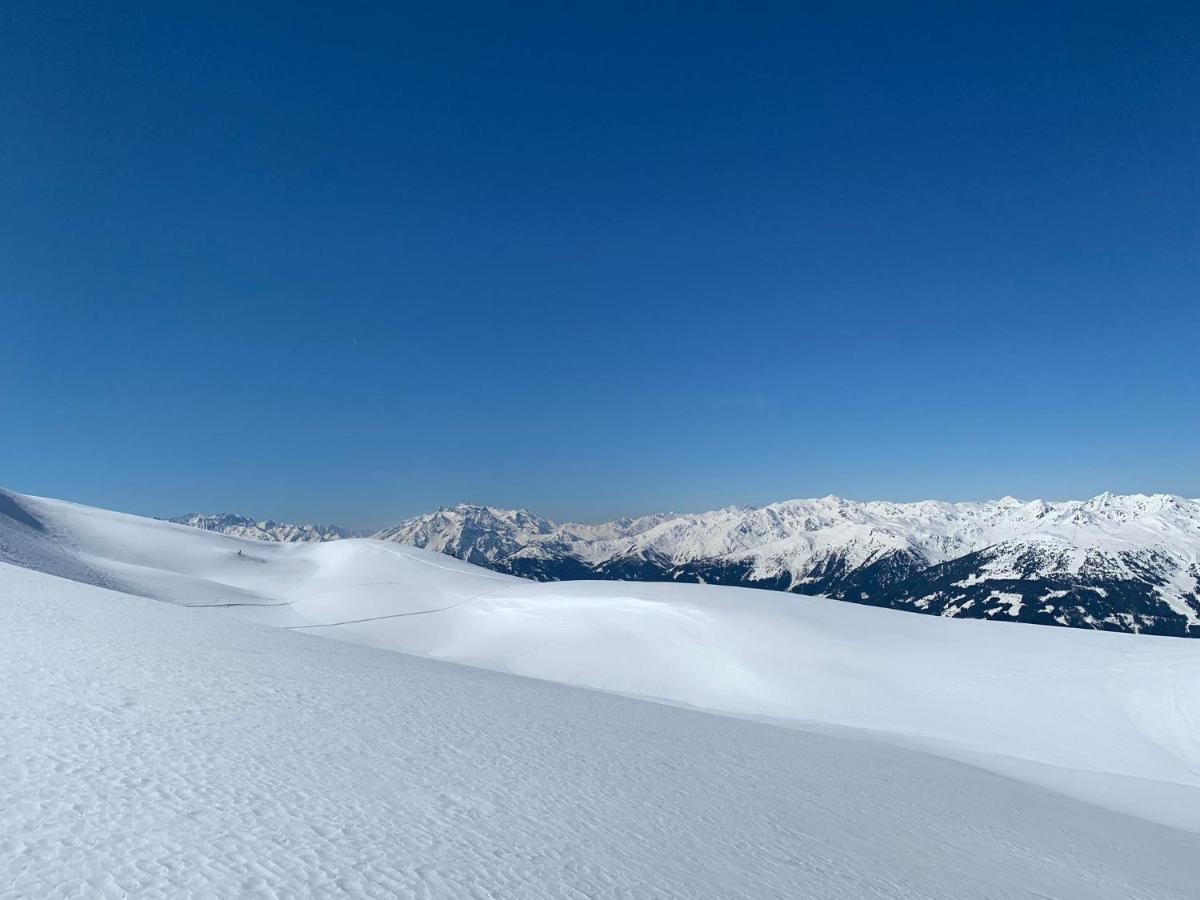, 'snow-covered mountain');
7,486,1200,895
377,495,1200,637
168,494,1200,637
168,512,363,542
6,485,1200,836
